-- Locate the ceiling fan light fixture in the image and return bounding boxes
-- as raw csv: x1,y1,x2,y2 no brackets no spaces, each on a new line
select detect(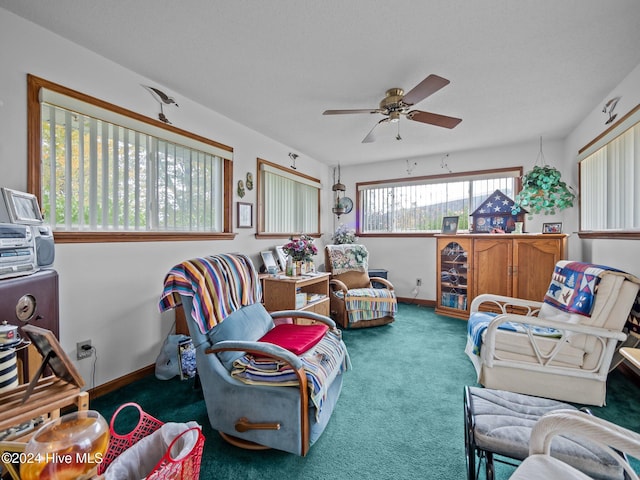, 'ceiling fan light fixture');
324,74,461,143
